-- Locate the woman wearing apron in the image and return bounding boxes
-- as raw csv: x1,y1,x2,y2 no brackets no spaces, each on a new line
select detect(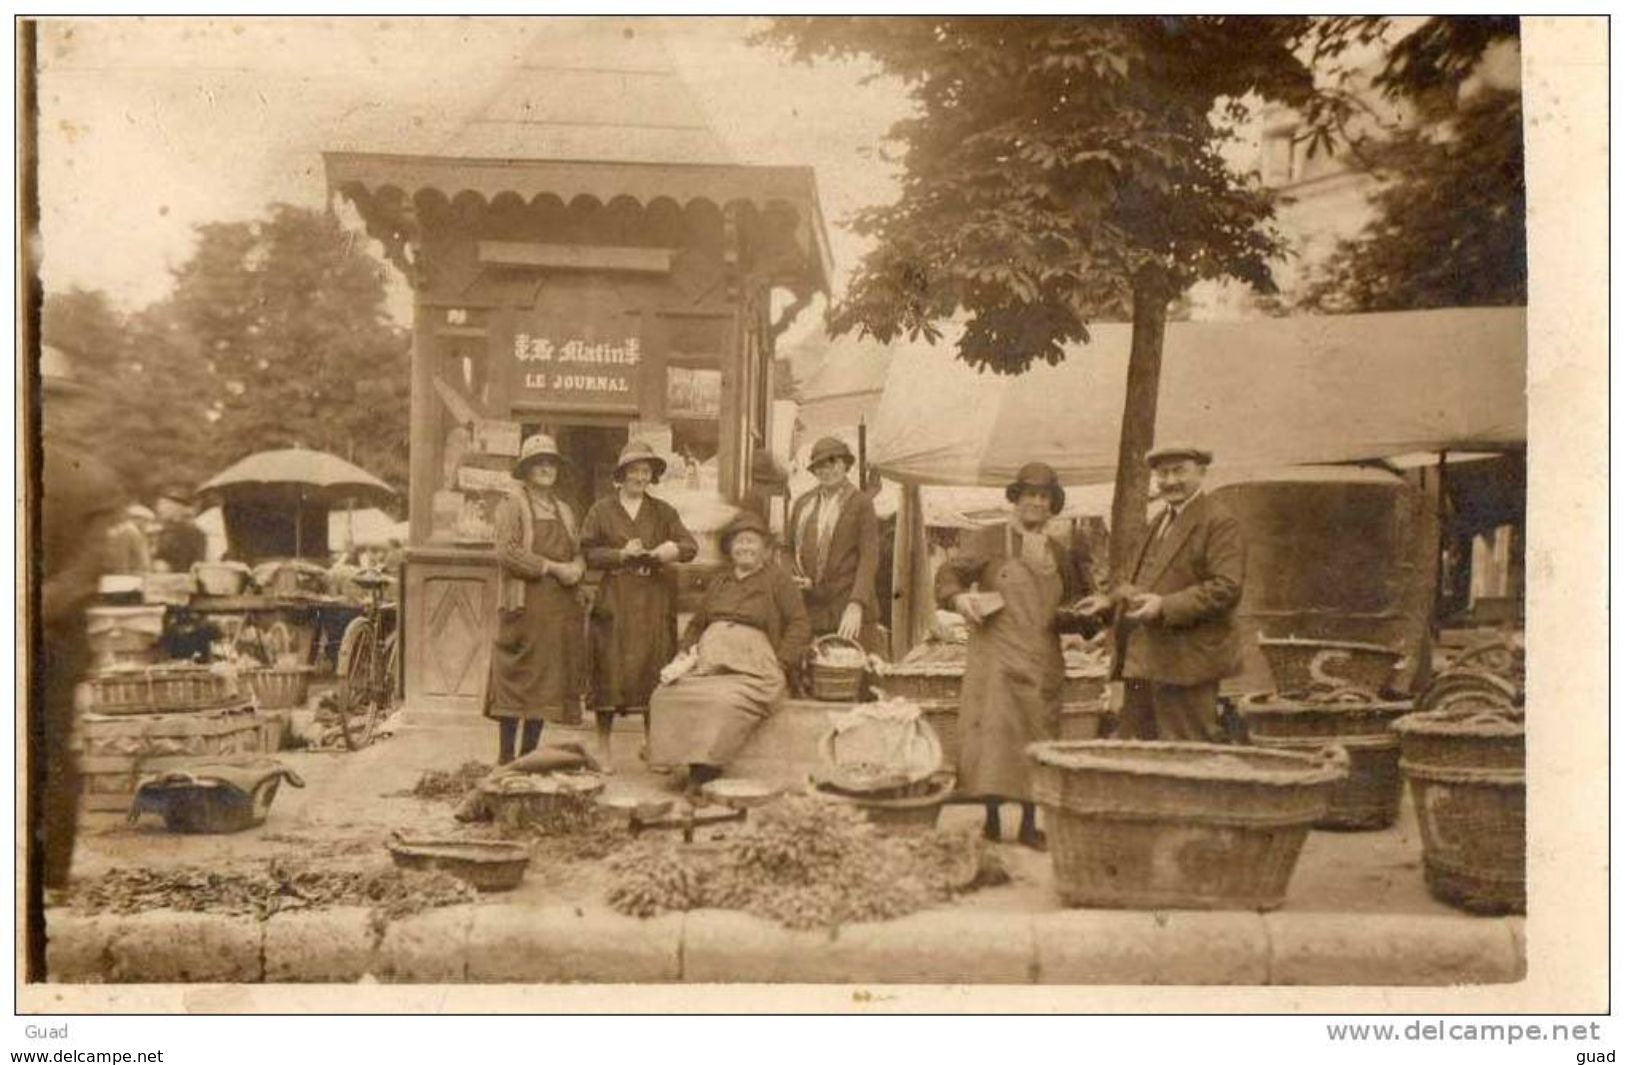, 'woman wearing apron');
580,440,697,770
485,433,586,764
934,462,1094,848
